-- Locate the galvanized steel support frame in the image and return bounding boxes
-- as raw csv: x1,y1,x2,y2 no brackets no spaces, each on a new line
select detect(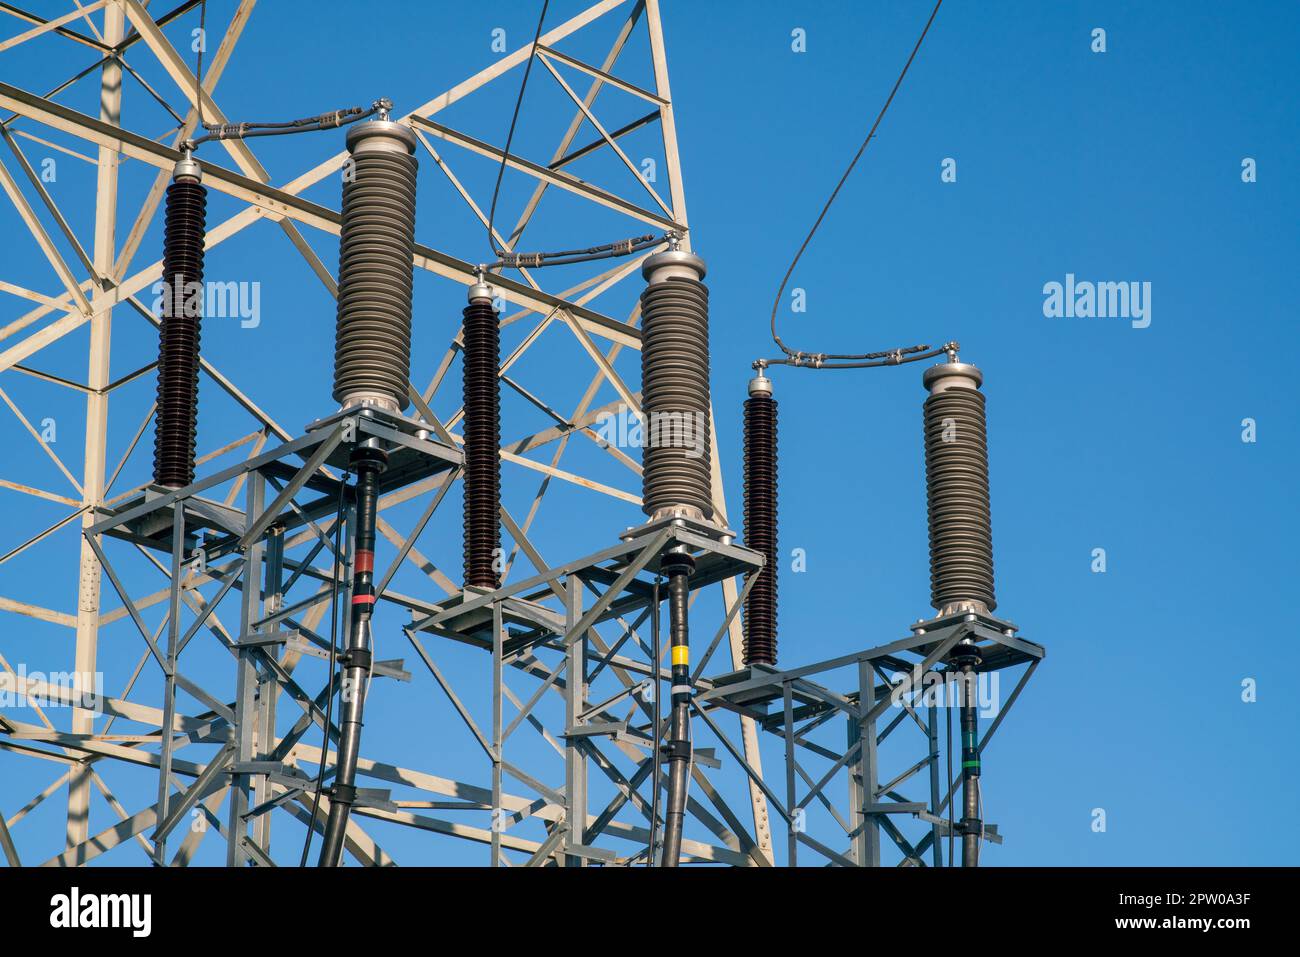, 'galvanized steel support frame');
0,0,783,864
0,0,1041,868
694,615,1044,866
